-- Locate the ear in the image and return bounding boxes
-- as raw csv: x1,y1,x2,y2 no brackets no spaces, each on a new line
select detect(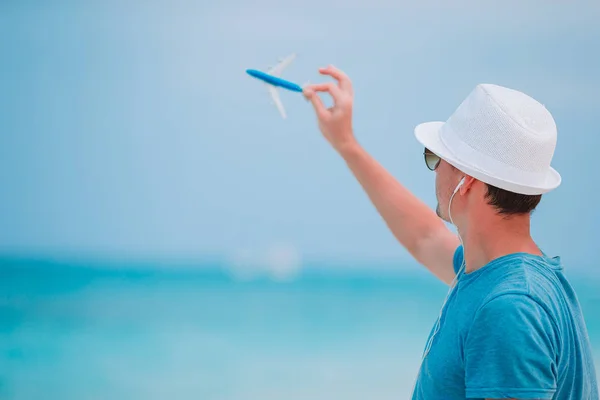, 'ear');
459,175,476,195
